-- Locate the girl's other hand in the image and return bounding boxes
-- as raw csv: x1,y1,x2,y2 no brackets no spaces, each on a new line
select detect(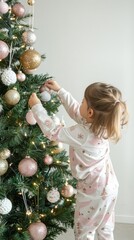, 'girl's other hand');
44,79,61,92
